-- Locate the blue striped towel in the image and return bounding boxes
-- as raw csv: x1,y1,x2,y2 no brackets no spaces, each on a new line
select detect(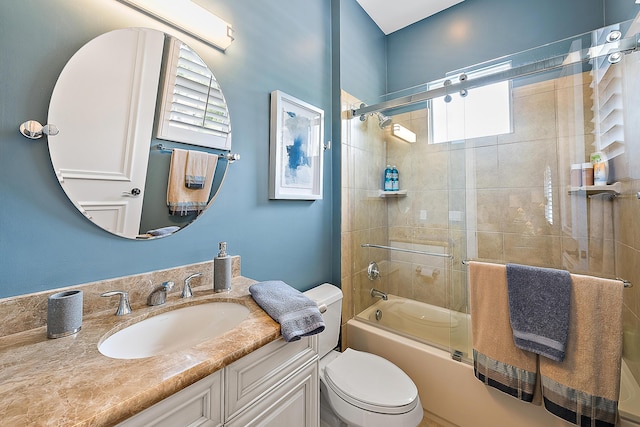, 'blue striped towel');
506,264,571,362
